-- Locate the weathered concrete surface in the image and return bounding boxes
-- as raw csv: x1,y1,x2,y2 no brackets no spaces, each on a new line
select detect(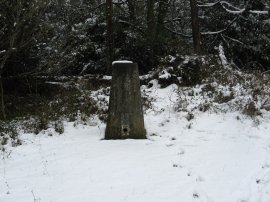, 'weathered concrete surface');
105,62,146,139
